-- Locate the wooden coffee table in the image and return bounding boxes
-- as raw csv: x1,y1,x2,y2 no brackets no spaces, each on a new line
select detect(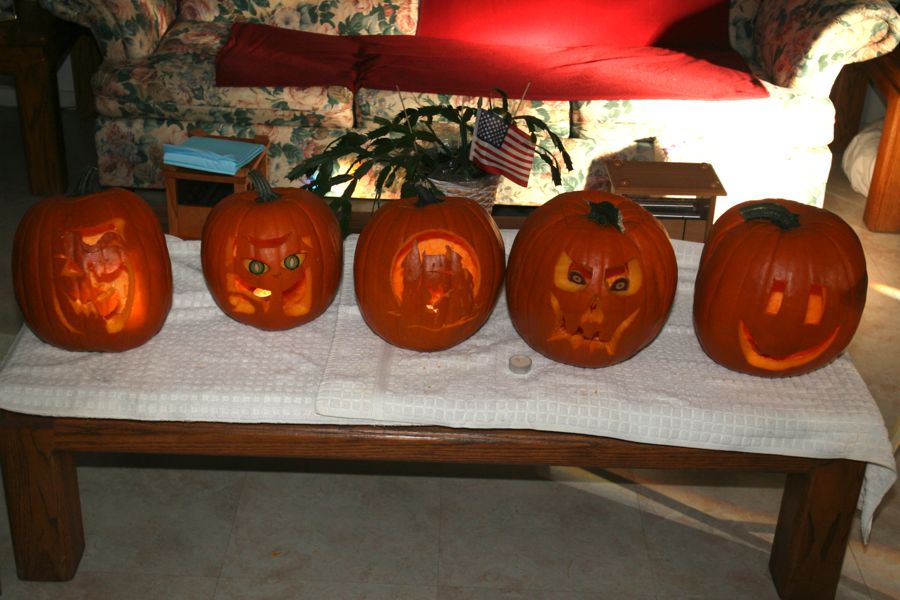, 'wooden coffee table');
0,410,866,599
